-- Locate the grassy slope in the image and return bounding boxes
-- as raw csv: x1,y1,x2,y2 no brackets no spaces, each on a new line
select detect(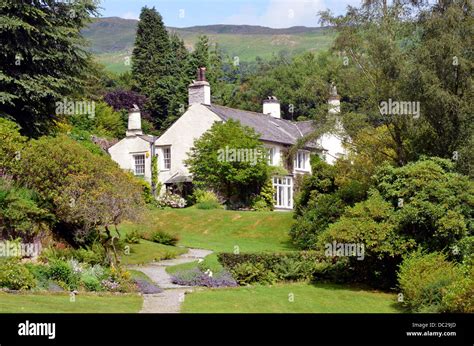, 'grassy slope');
182,283,402,313
0,292,142,313
120,238,187,265
121,207,295,253
96,31,336,73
